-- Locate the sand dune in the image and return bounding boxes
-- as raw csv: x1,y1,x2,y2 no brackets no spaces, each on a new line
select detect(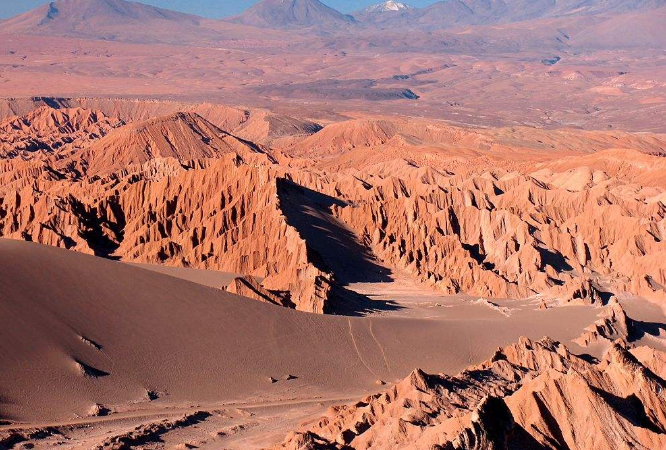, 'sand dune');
0,238,606,424
82,112,273,176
